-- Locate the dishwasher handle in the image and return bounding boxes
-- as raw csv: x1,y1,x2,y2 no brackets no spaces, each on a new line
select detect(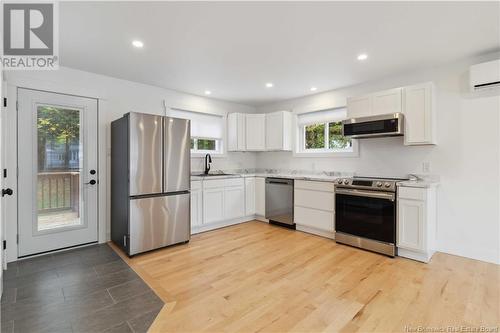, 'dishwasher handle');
265,178,294,185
